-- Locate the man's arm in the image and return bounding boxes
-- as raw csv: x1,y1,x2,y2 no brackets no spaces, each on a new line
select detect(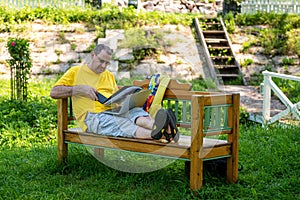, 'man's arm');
50,85,98,101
